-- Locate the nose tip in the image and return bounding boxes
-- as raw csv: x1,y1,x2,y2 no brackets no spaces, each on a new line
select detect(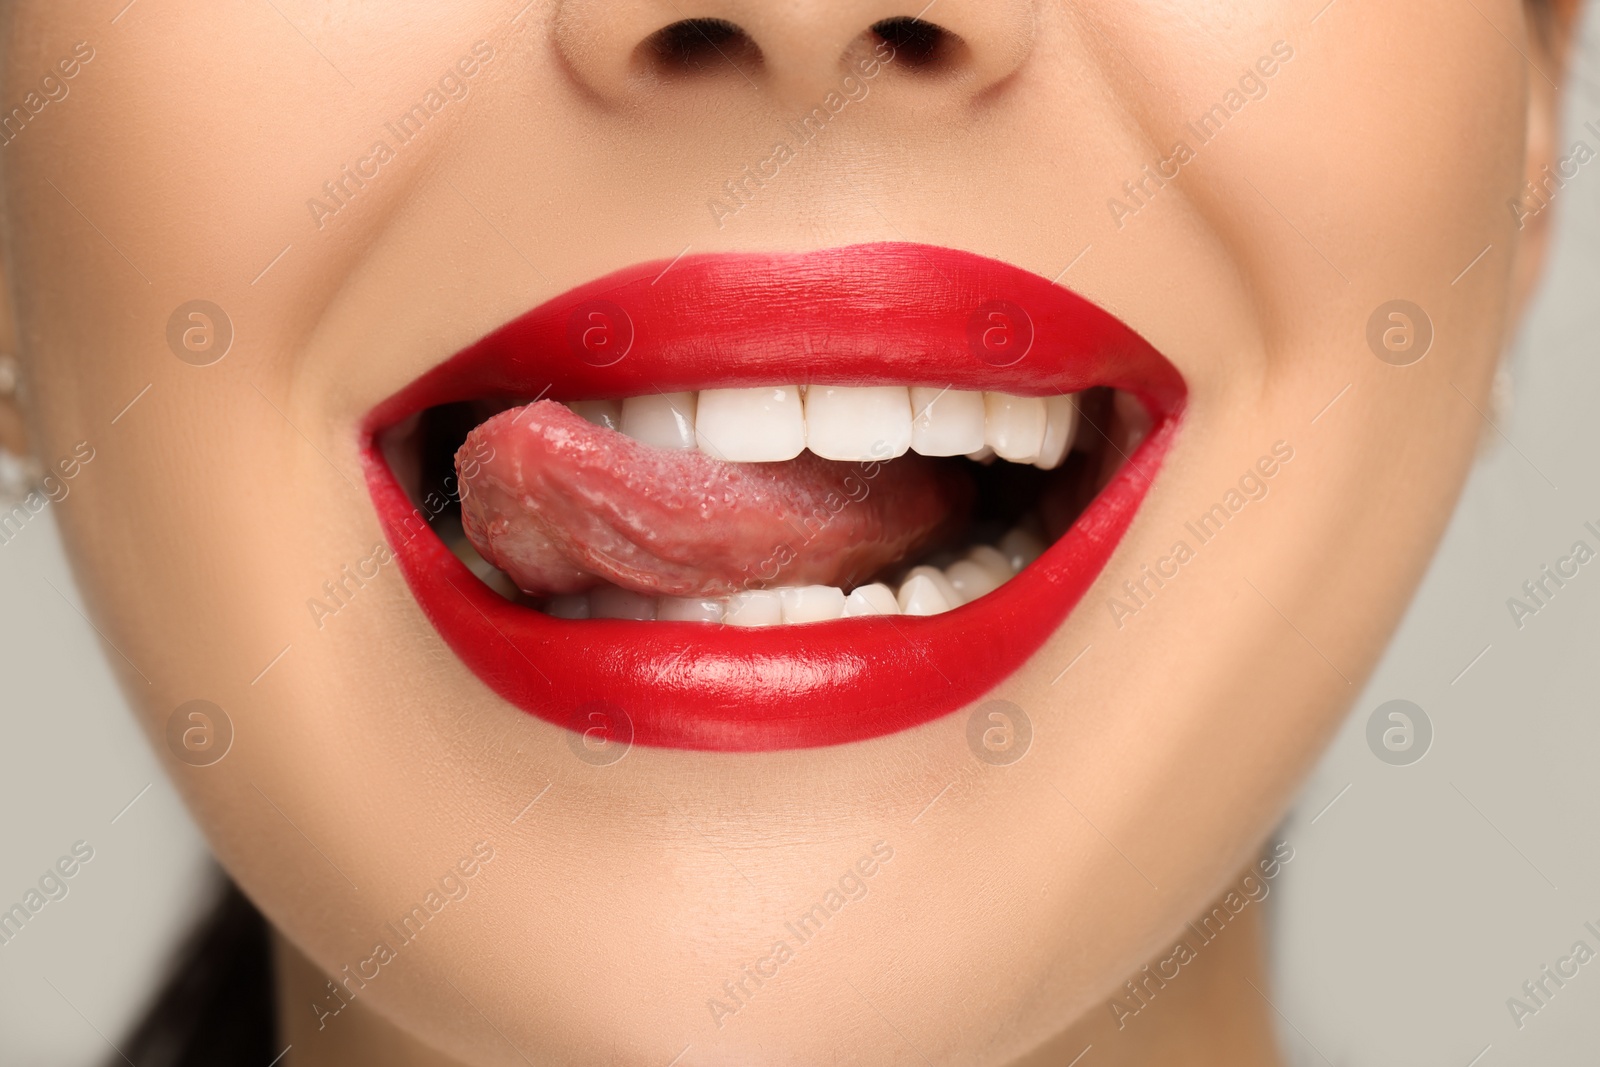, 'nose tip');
553,1,1036,105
